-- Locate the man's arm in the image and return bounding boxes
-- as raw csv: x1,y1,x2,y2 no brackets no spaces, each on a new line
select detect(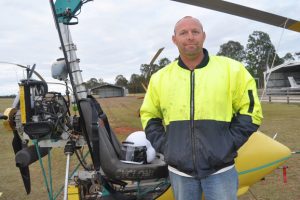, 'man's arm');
144,118,166,153
230,64,263,150
140,78,166,153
